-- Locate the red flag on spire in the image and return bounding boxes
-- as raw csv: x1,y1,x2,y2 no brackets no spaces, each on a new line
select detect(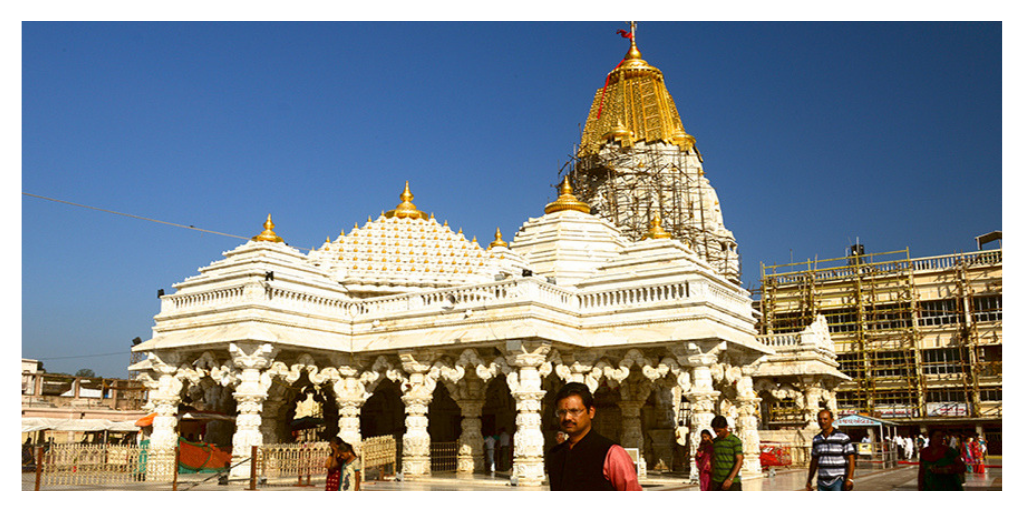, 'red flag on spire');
616,29,634,40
